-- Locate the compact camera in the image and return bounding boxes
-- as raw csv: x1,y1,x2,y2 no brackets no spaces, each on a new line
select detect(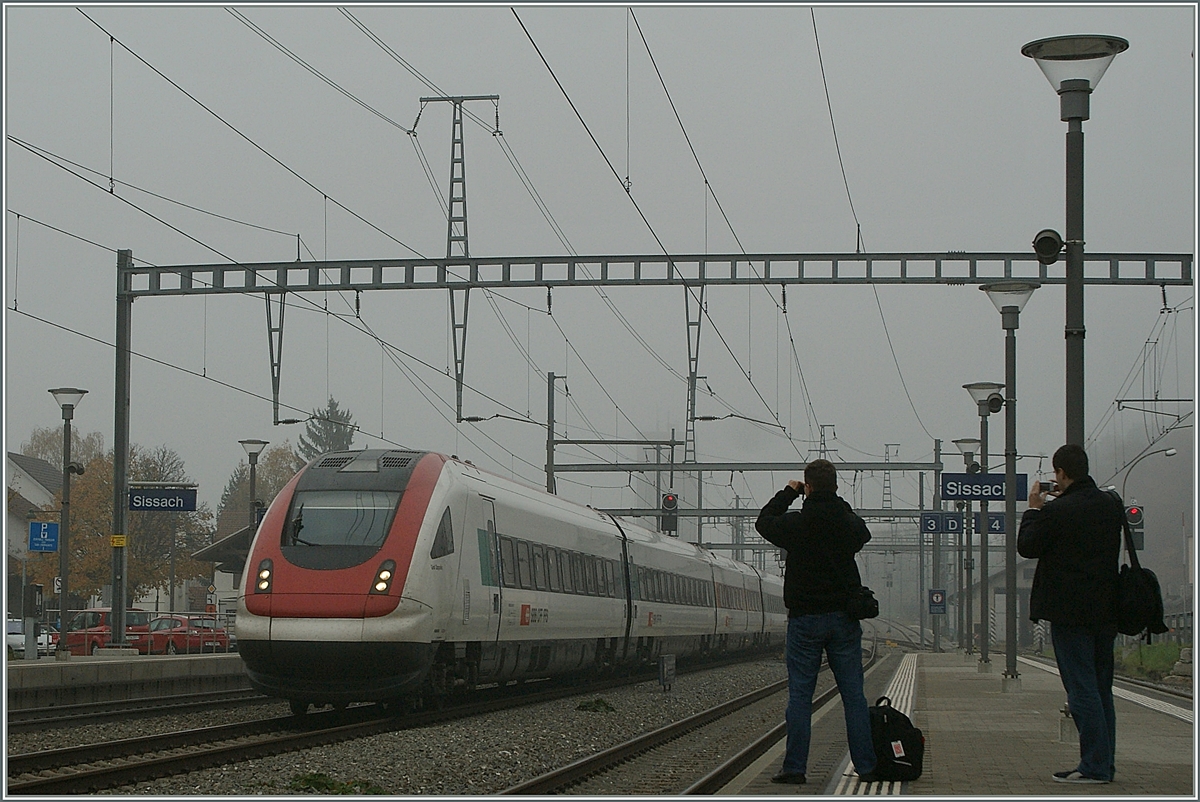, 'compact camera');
1036,479,1058,495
